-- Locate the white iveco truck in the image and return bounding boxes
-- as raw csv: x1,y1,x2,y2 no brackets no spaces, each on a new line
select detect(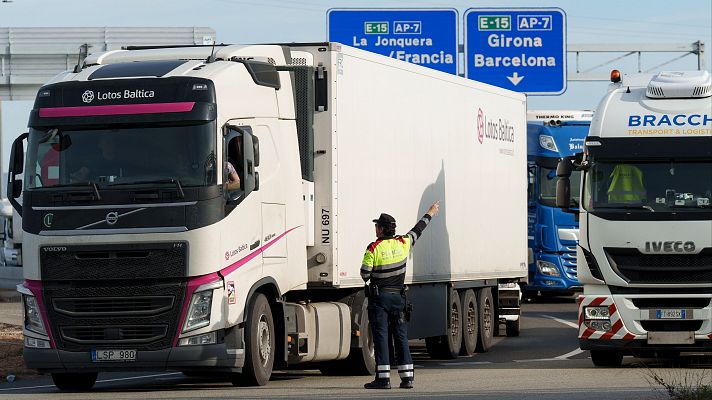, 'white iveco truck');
10,43,527,390
557,70,712,366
